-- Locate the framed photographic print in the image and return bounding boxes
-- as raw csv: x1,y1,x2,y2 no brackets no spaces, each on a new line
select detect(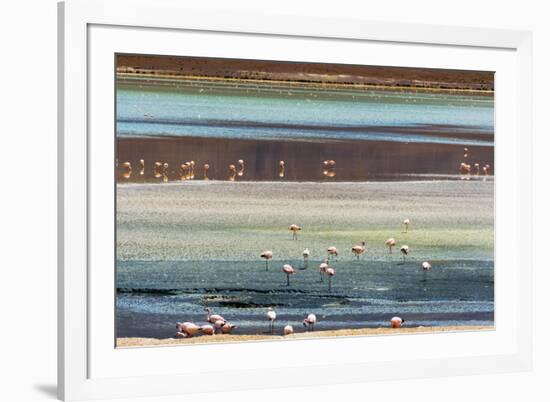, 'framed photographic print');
58,0,533,400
